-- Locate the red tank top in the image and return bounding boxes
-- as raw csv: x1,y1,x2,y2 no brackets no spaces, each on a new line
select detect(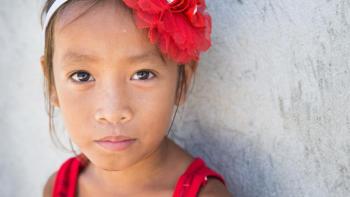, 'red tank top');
52,154,226,197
